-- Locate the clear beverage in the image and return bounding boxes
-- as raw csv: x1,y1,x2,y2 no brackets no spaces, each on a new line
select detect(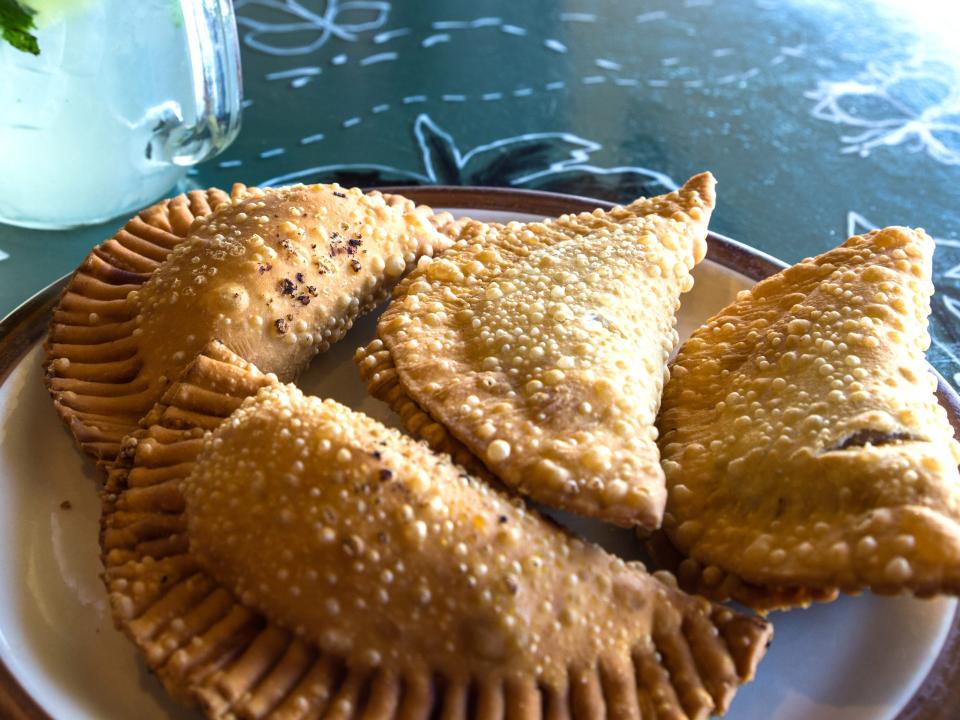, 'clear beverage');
0,0,241,229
